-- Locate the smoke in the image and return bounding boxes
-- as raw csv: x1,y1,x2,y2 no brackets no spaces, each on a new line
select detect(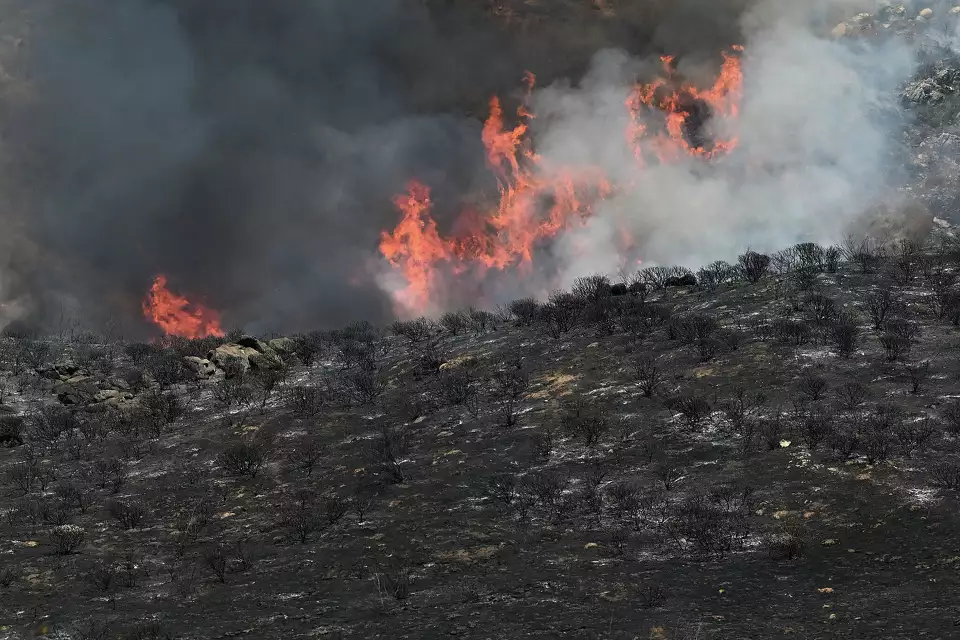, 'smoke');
525,1,920,292
0,0,933,333
0,0,517,335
